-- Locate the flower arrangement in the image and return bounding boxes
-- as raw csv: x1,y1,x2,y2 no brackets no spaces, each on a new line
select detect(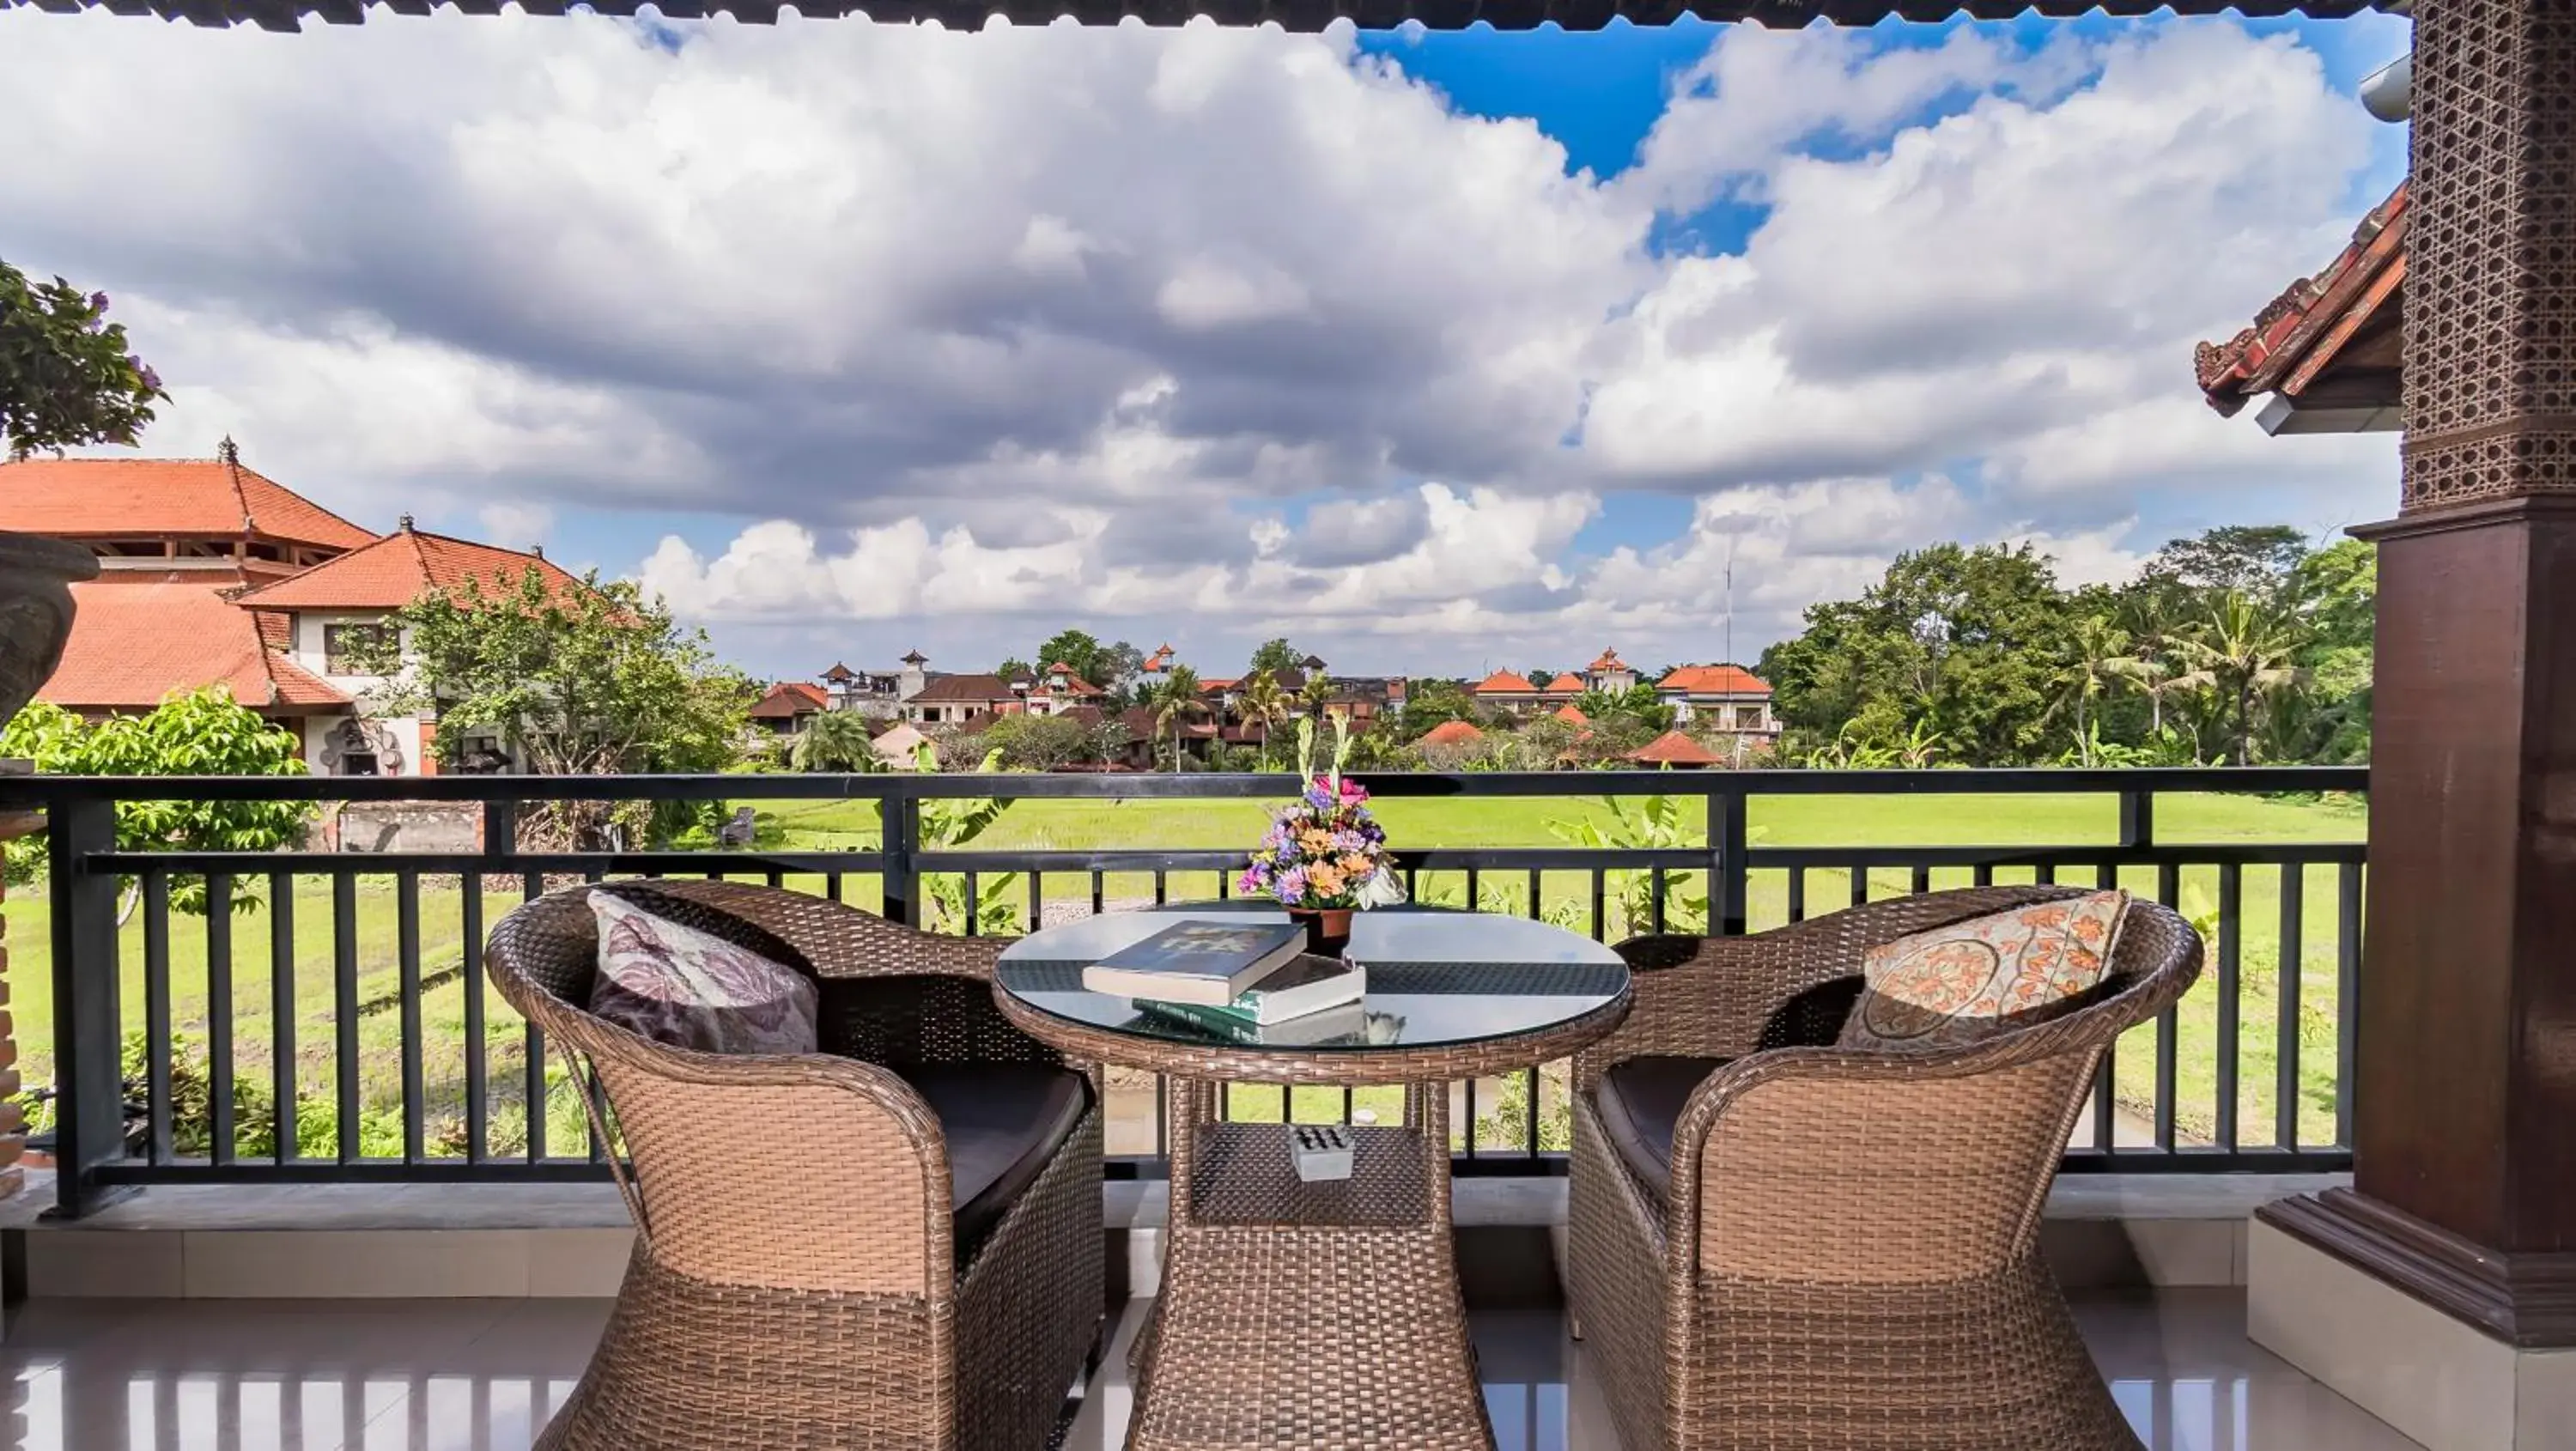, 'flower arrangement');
1239,715,1405,911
